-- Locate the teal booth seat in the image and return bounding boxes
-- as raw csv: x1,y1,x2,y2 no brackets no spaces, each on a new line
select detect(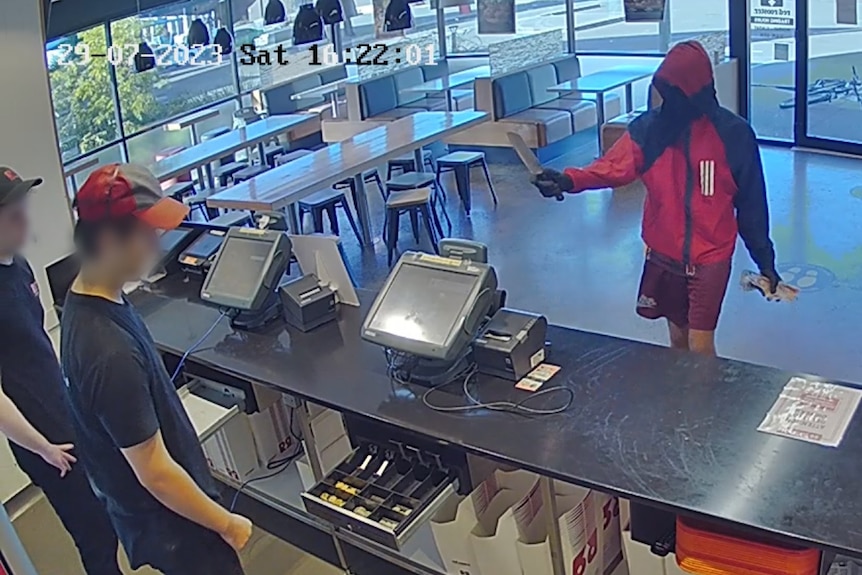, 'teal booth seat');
490,56,622,147
264,66,349,115
357,65,475,120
